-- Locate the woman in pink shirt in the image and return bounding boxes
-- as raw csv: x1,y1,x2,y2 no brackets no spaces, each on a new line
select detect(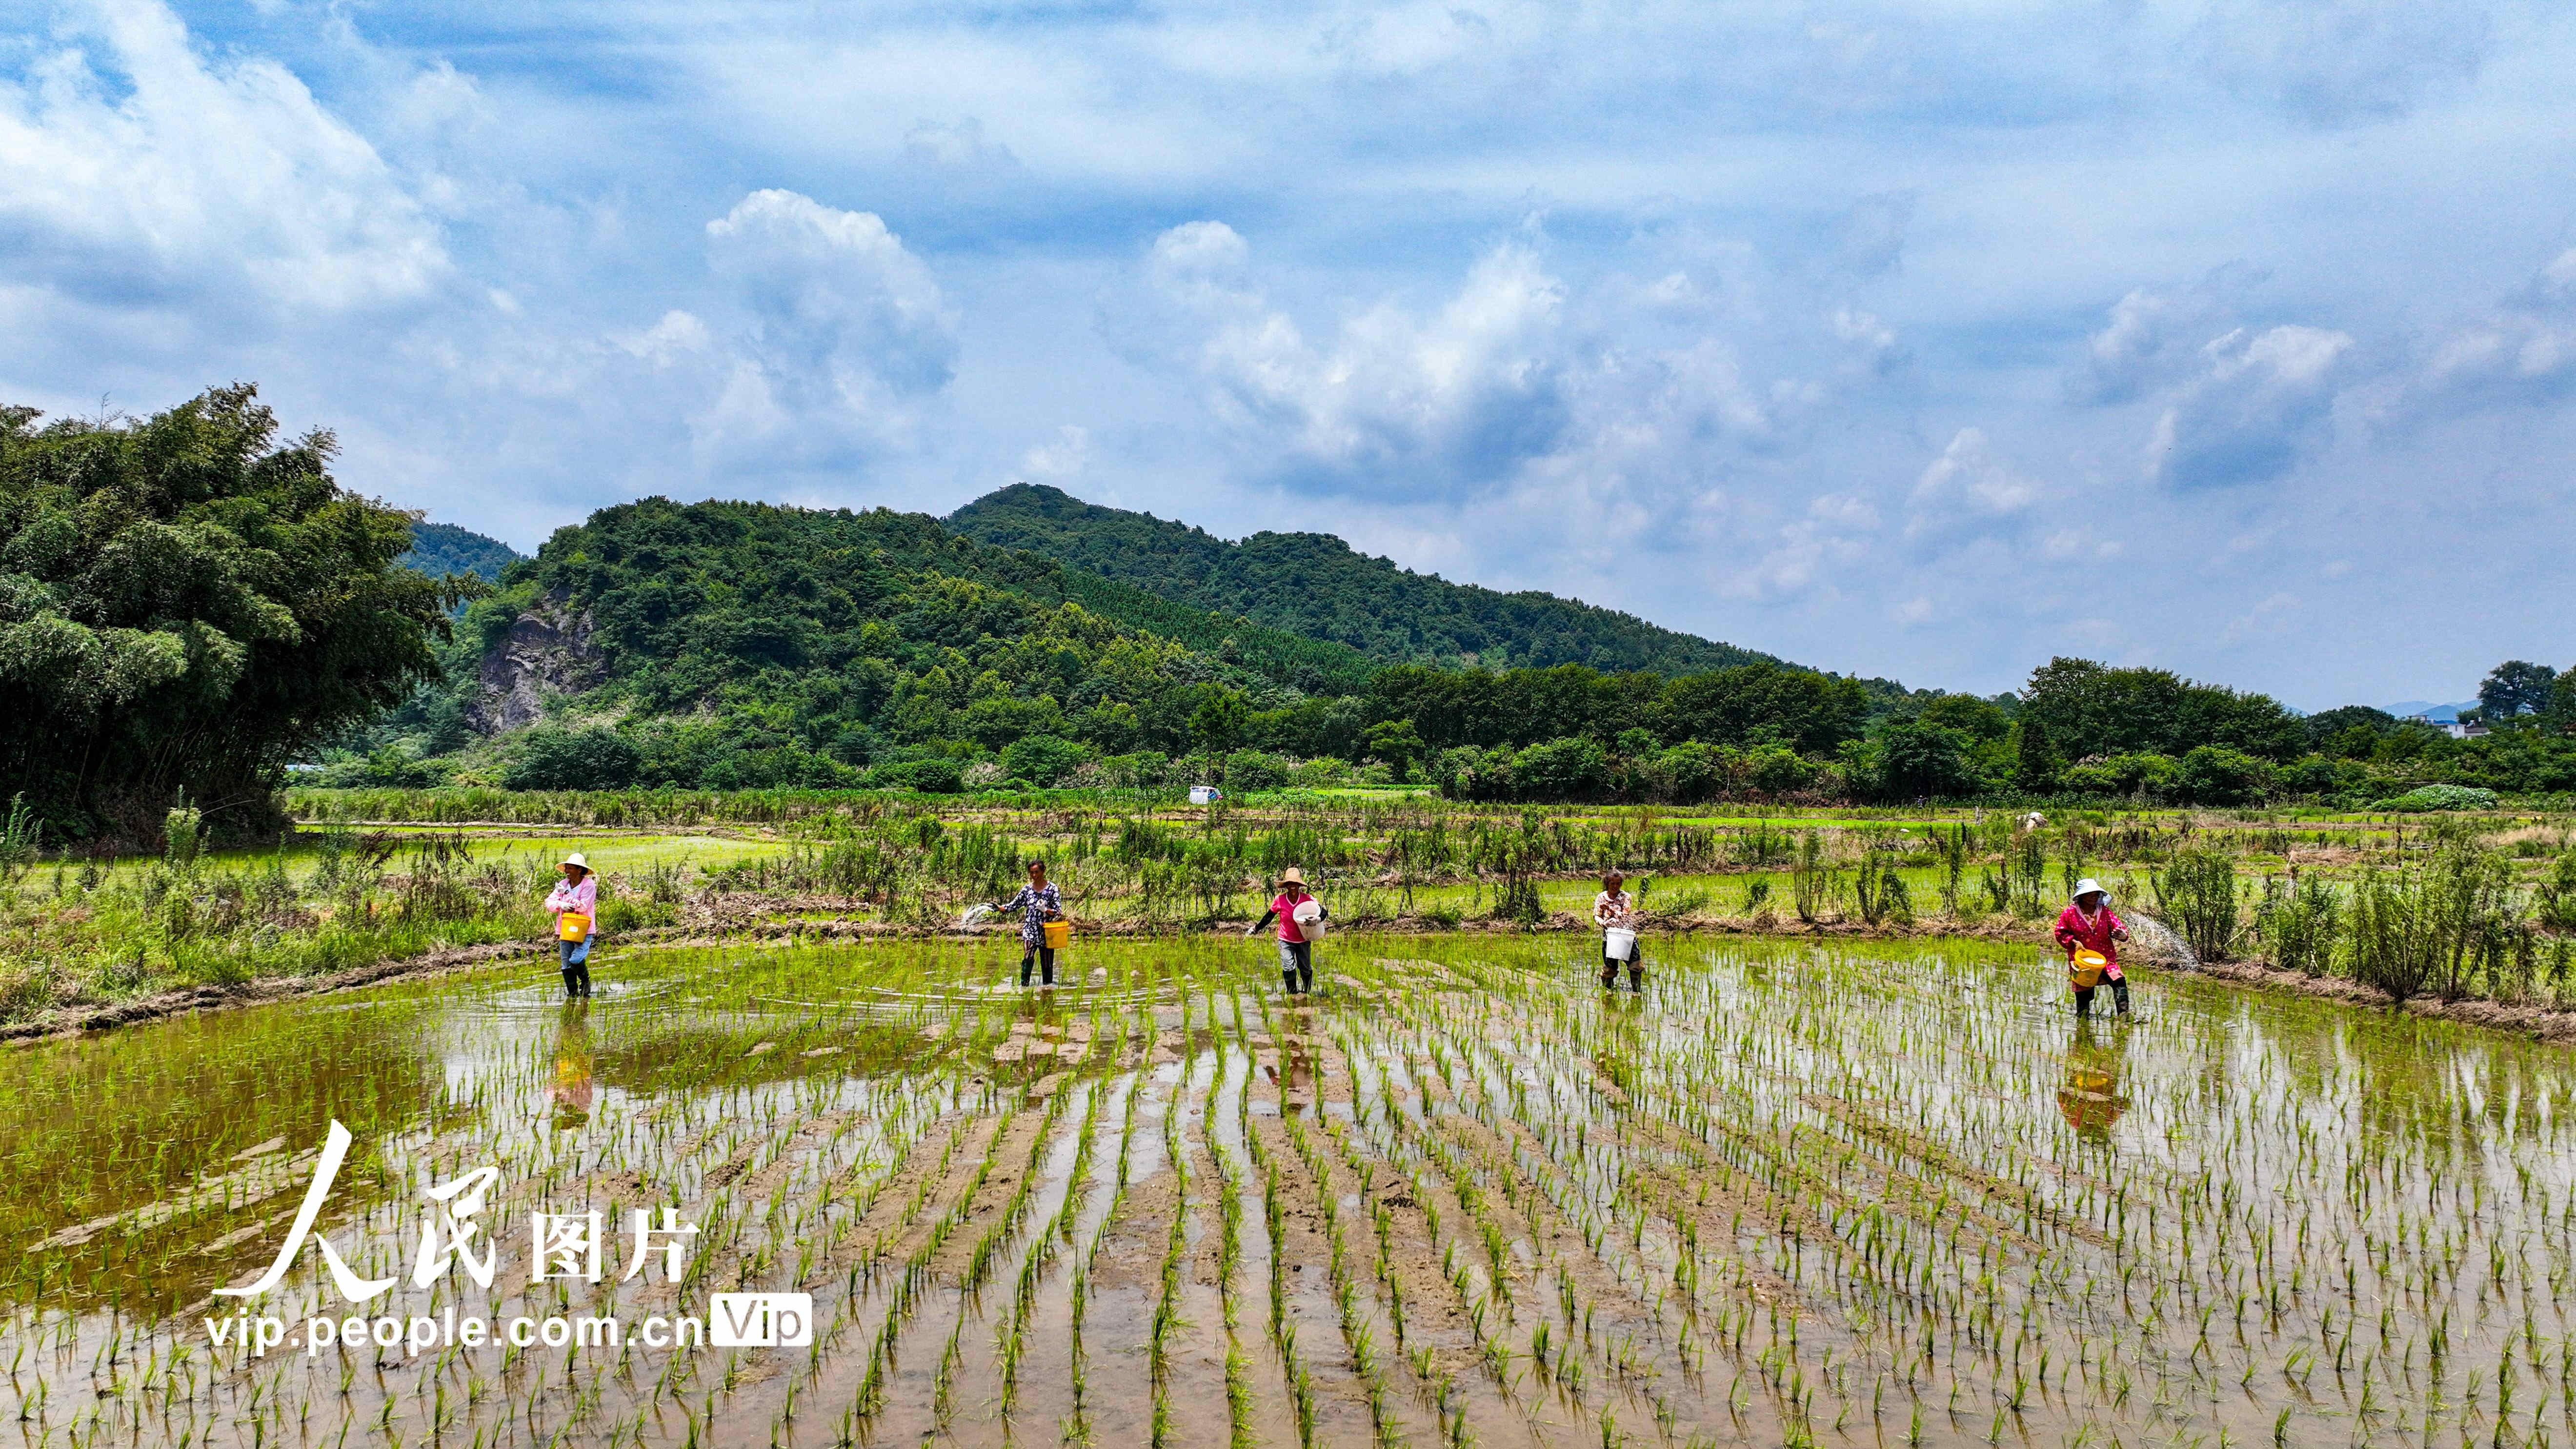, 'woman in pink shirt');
1245,866,1327,995
2053,877,2130,1018
544,852,599,999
